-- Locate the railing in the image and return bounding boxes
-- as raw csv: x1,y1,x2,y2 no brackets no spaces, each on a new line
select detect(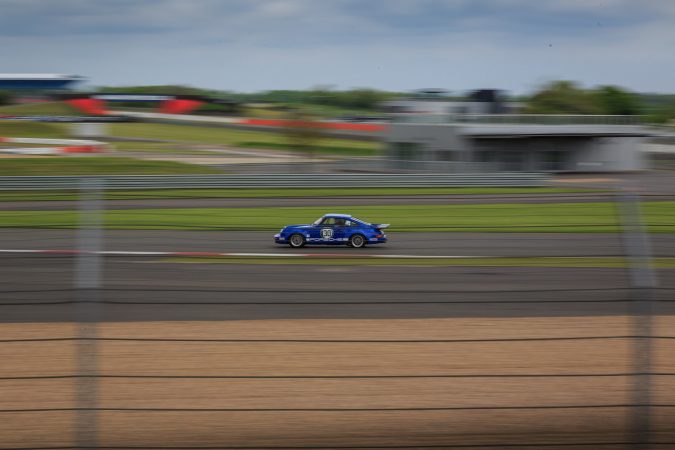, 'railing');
0,172,547,190
391,113,644,125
